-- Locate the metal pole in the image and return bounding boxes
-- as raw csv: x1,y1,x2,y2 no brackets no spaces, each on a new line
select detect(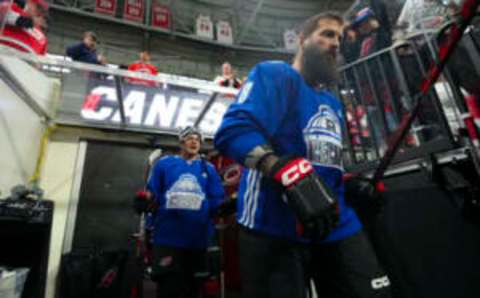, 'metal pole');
193,92,219,128
145,0,152,26
374,55,401,124
333,85,356,165
351,66,382,158
342,72,368,162
410,41,454,142
462,30,480,75
114,76,126,125
389,48,424,143
362,62,389,138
